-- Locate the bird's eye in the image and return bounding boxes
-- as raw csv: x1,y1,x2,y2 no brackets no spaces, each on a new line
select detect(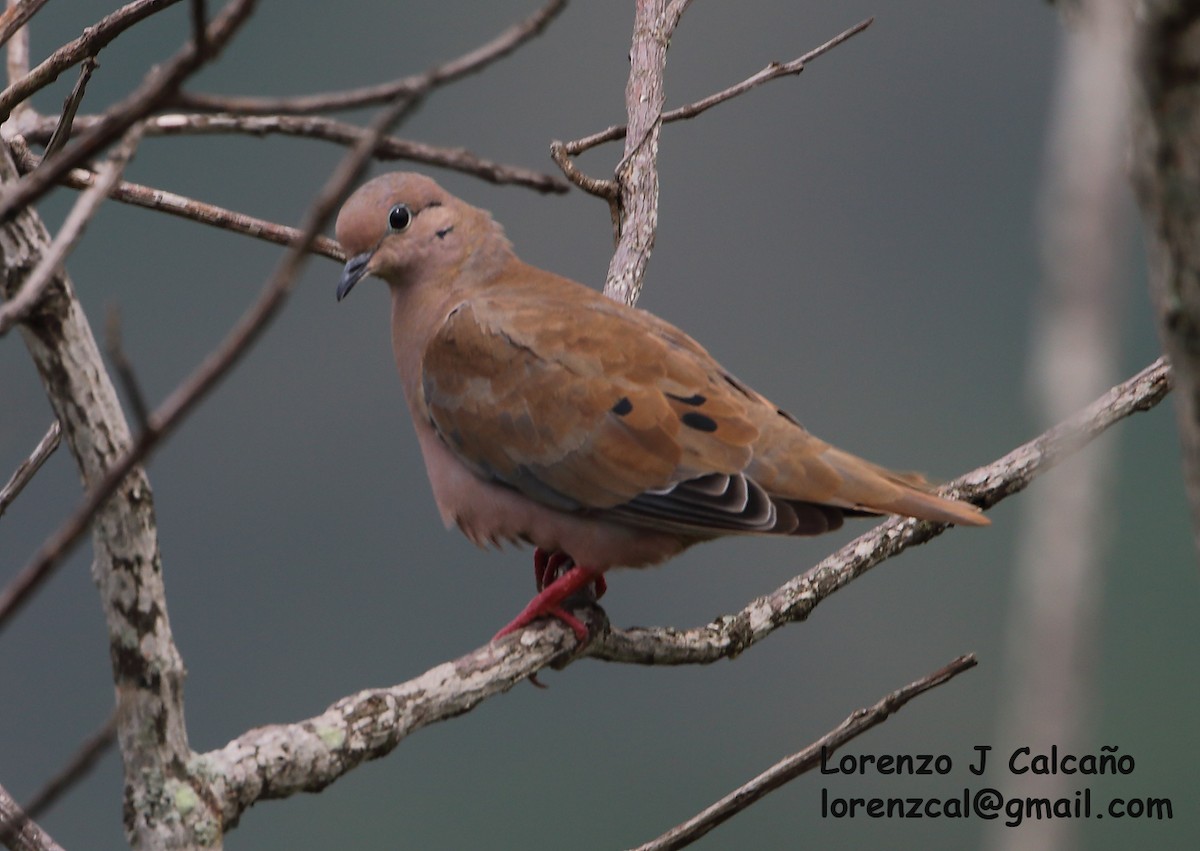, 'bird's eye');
388,204,412,232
